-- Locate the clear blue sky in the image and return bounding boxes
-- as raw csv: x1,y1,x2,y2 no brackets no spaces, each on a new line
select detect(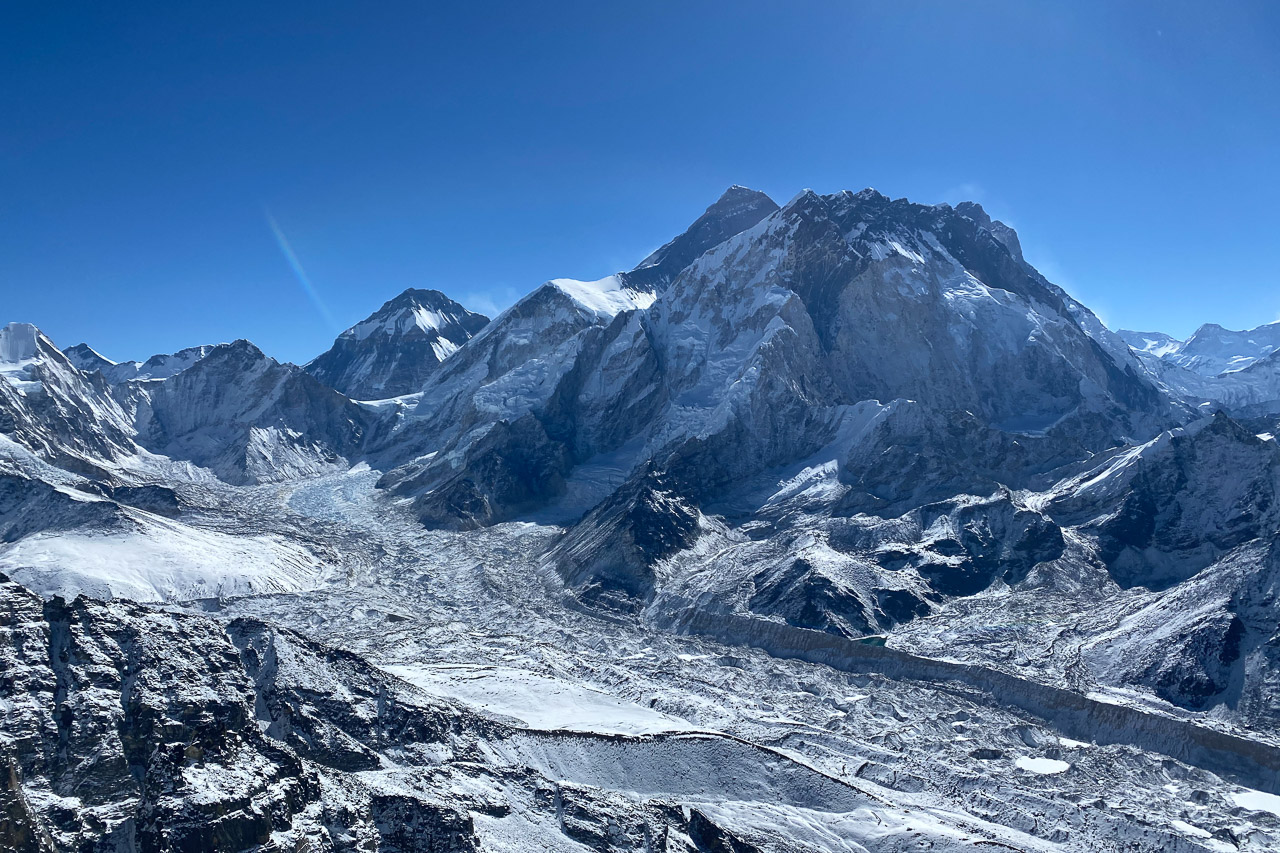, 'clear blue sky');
3,1,1277,364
